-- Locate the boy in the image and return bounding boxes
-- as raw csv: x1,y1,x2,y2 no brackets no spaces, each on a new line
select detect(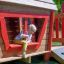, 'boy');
15,24,37,58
